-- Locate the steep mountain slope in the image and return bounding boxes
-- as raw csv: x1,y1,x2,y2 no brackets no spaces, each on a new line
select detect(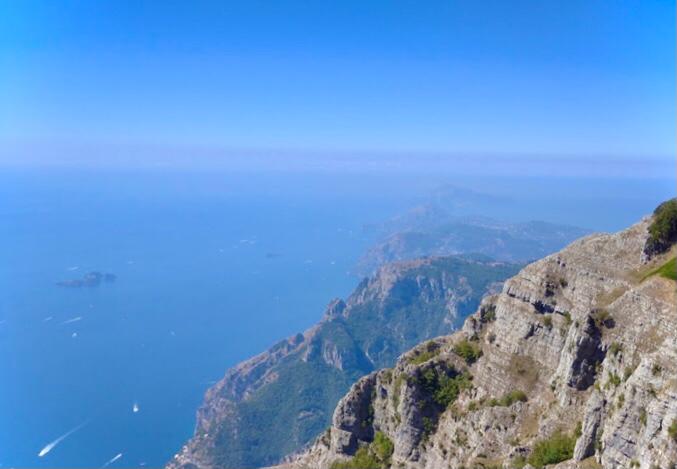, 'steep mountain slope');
357,216,589,276
282,203,677,469
168,257,521,469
